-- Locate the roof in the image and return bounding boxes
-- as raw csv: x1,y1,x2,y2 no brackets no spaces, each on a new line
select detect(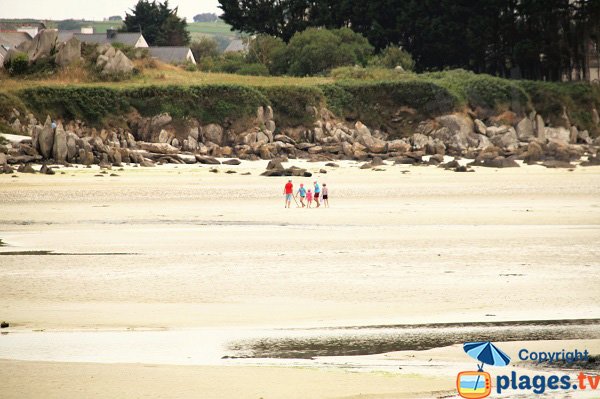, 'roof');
0,31,32,48
57,30,79,43
148,46,195,64
0,21,46,30
72,32,143,47
224,39,247,53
